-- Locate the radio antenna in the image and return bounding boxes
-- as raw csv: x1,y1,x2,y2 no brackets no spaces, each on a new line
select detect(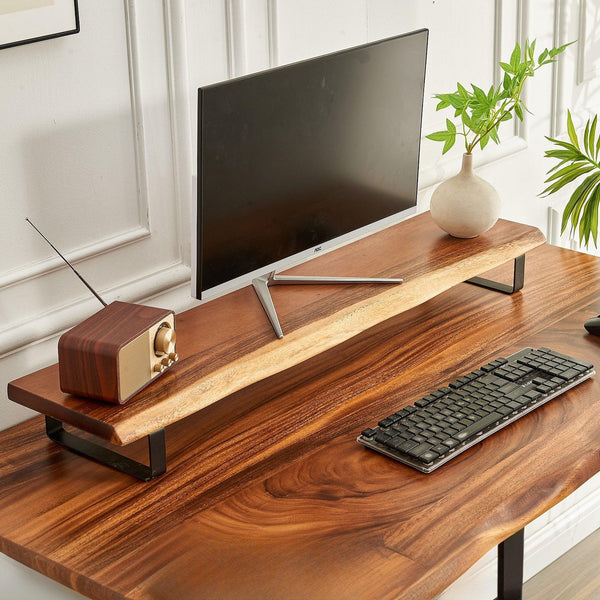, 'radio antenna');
26,217,107,308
